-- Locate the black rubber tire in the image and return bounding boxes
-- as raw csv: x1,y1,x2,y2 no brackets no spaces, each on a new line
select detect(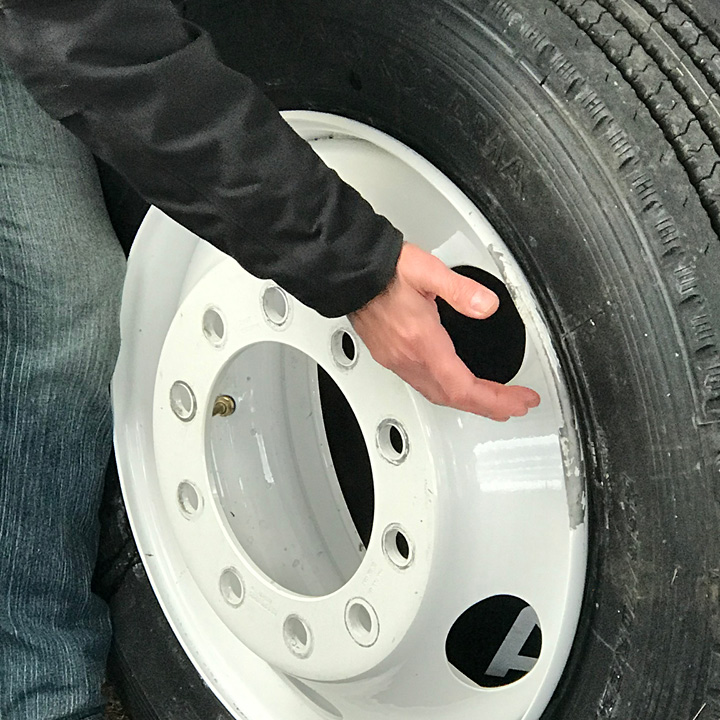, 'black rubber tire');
97,1,720,718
